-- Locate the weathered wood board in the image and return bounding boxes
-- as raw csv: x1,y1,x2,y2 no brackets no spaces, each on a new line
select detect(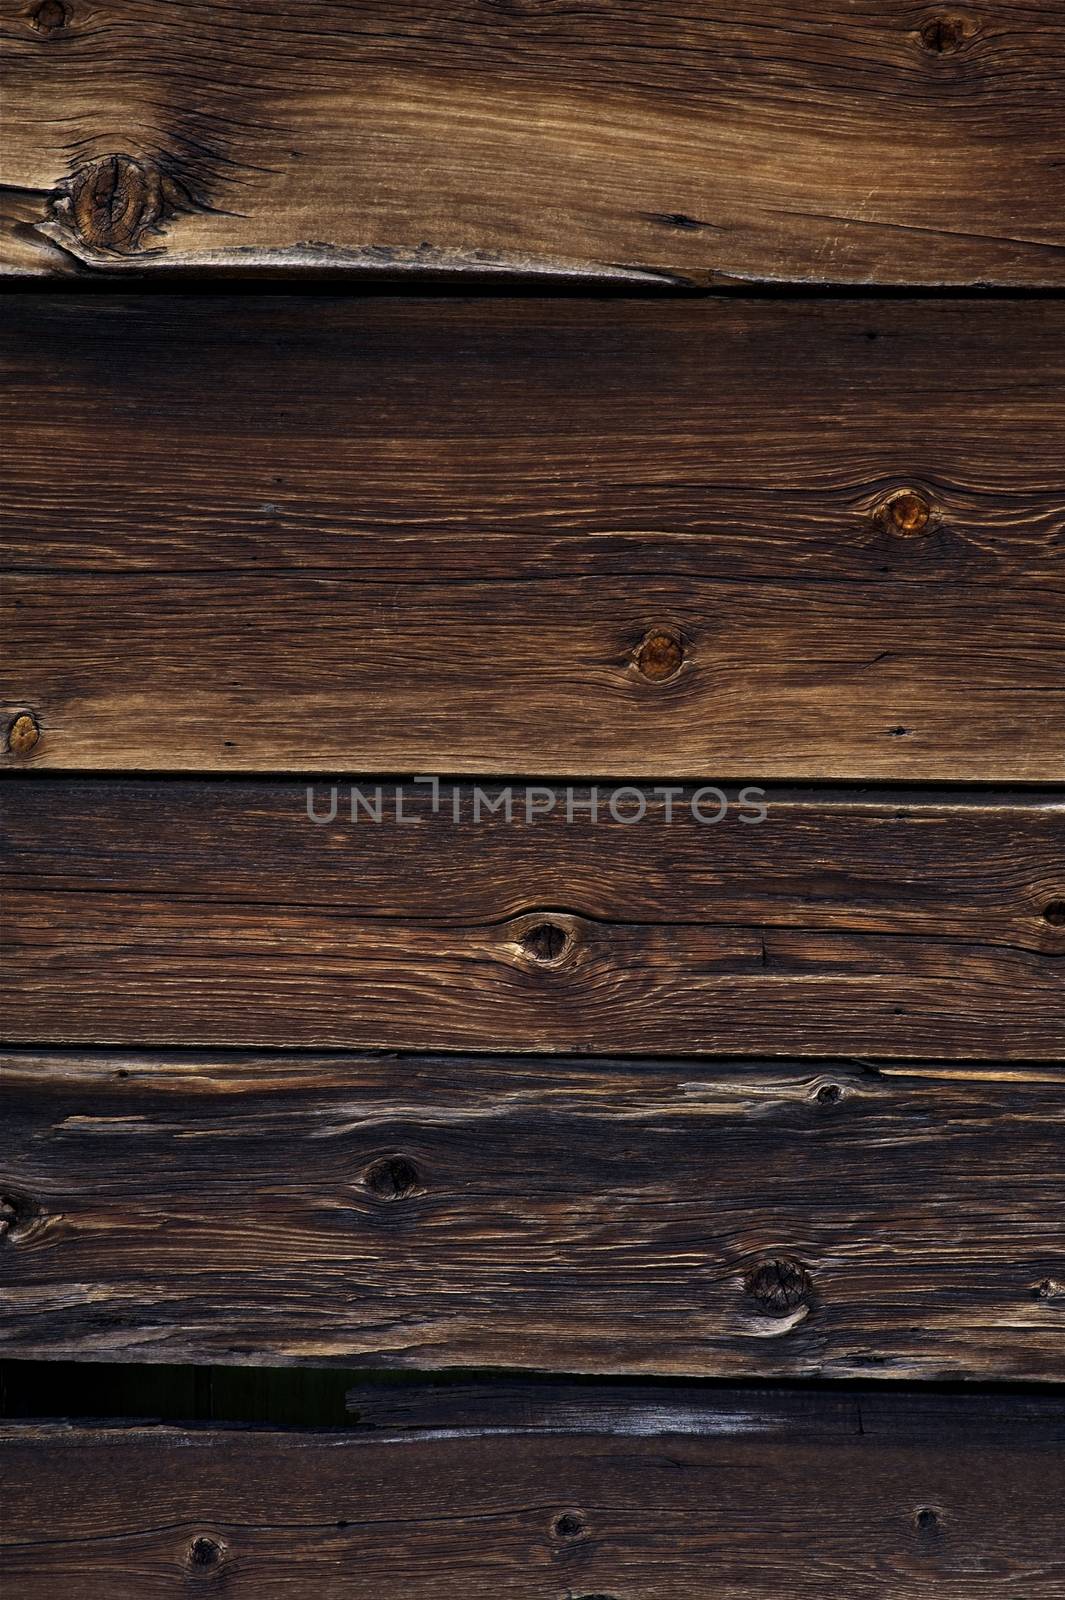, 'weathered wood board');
3,0,1065,284
4,1391,1065,1596
5,780,1063,1057
4,781,1063,1057
3,1050,1064,1375
3,297,1064,780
